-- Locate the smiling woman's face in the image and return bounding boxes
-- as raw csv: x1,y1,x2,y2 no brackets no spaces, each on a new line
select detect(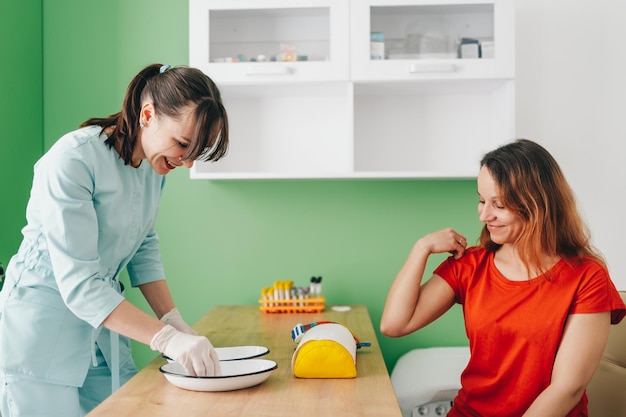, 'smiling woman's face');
134,102,196,174
477,165,523,246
